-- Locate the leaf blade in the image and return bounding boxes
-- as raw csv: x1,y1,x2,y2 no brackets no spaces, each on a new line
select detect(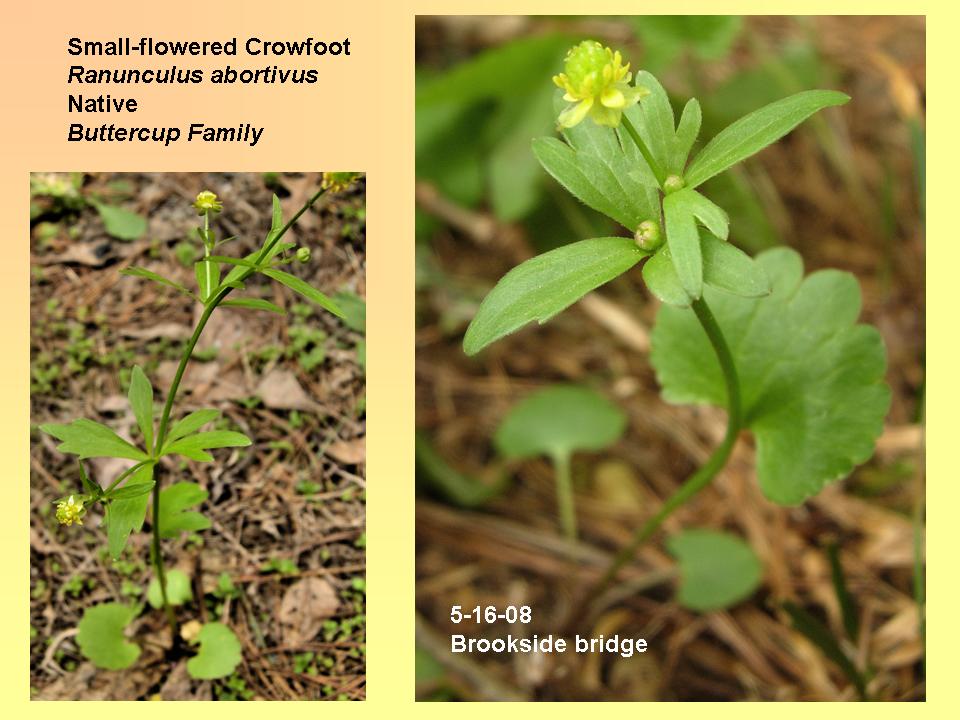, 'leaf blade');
128,366,154,452
463,237,646,355
261,269,344,318
40,418,148,461
685,90,850,187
